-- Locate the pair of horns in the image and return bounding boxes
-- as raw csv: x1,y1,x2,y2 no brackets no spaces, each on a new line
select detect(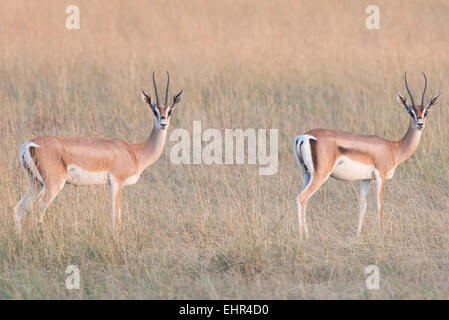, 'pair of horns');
404,72,427,106
152,71,170,105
